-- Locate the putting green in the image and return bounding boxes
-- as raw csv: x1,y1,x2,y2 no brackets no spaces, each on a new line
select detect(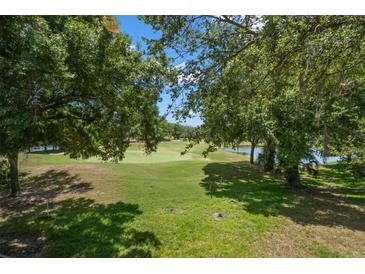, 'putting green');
81,146,193,164
114,150,192,163
20,141,217,165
